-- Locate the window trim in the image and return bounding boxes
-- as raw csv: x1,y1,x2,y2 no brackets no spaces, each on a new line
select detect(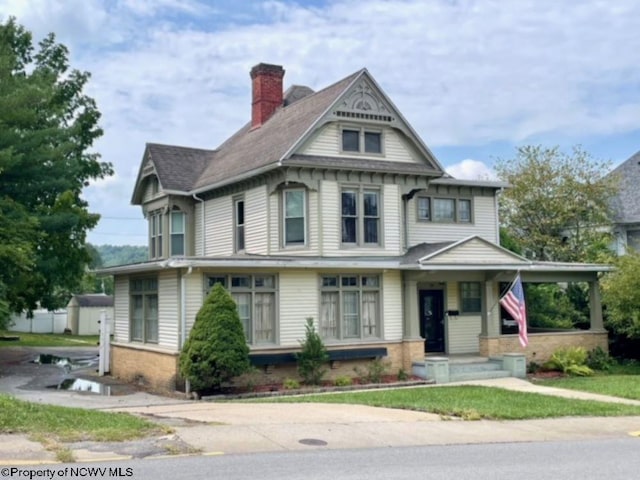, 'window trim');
340,125,384,156
149,211,163,259
319,274,383,342
170,209,186,256
130,276,159,344
233,197,245,253
206,274,278,346
282,188,307,248
459,281,482,315
416,196,474,224
341,186,382,247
